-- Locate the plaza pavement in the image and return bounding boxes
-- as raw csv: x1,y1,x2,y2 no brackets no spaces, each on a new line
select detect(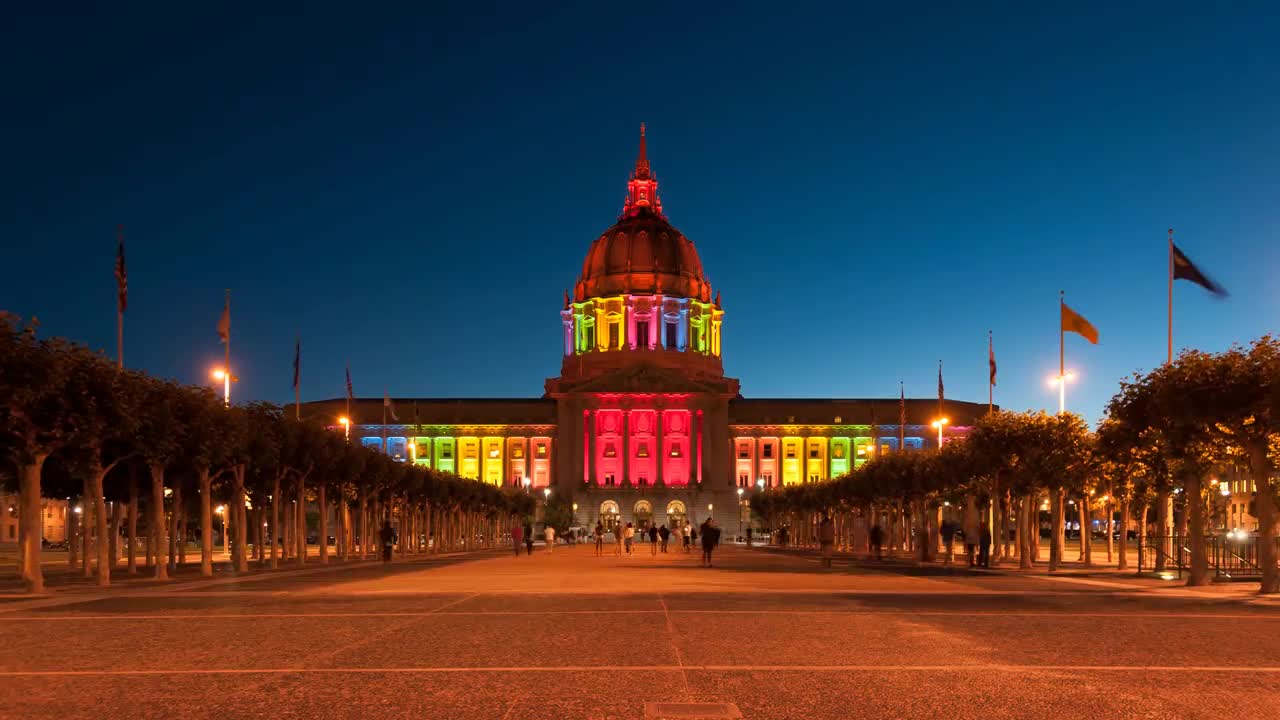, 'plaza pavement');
1,542,1279,719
